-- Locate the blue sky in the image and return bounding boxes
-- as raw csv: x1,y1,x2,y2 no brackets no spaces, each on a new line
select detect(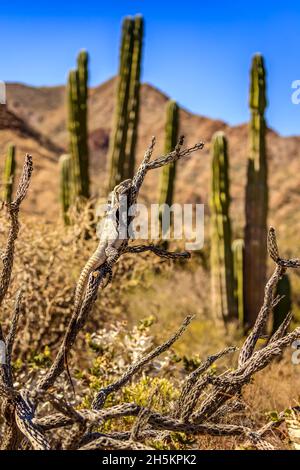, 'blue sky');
1,0,299,135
